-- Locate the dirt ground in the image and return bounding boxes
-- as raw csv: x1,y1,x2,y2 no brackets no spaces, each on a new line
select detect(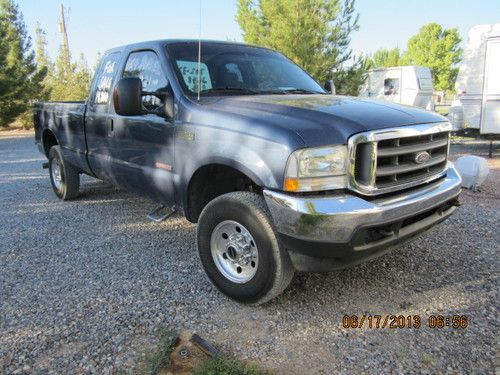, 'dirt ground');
0,134,498,374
